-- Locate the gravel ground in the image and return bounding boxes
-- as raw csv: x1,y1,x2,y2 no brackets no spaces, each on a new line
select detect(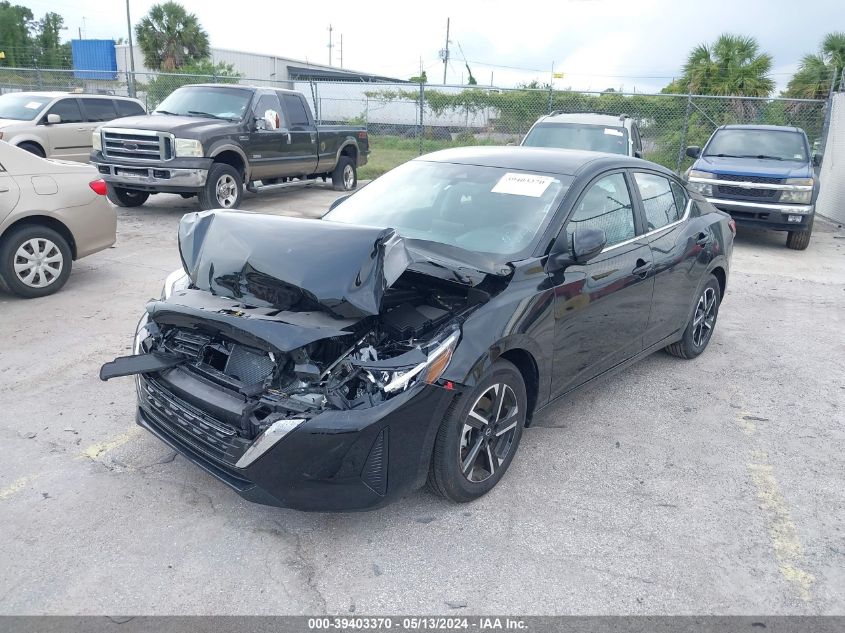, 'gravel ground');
1,183,843,615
